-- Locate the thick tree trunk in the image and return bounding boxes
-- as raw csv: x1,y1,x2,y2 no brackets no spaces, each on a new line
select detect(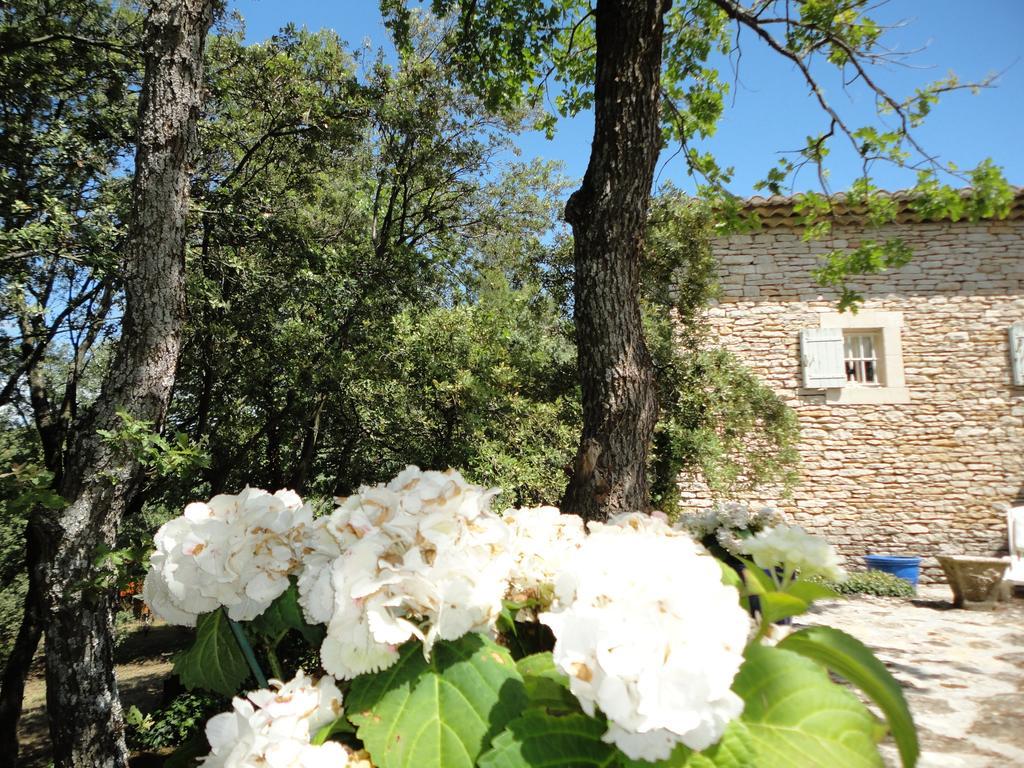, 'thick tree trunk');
38,1,214,765
561,0,668,522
